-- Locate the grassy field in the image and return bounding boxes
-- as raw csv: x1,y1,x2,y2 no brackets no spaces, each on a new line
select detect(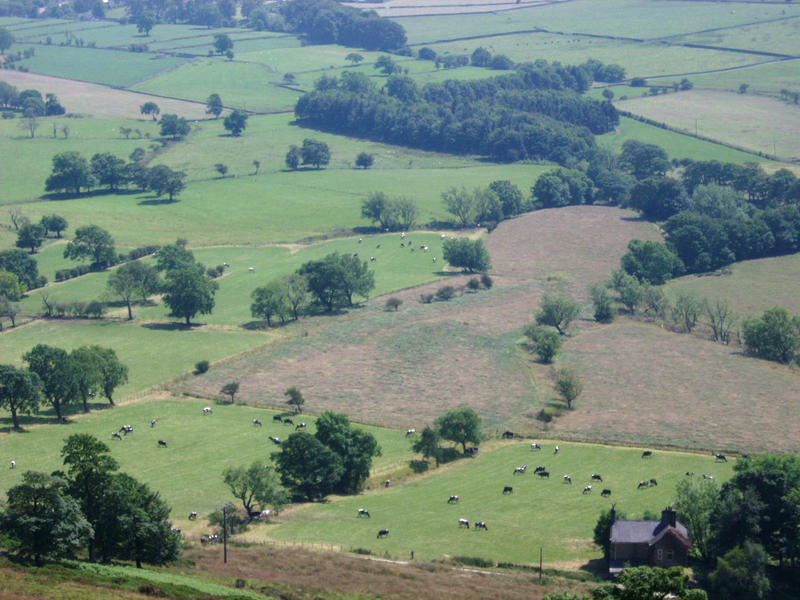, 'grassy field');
658,58,800,95
675,16,800,57
0,397,416,530
258,440,734,565
618,89,800,161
